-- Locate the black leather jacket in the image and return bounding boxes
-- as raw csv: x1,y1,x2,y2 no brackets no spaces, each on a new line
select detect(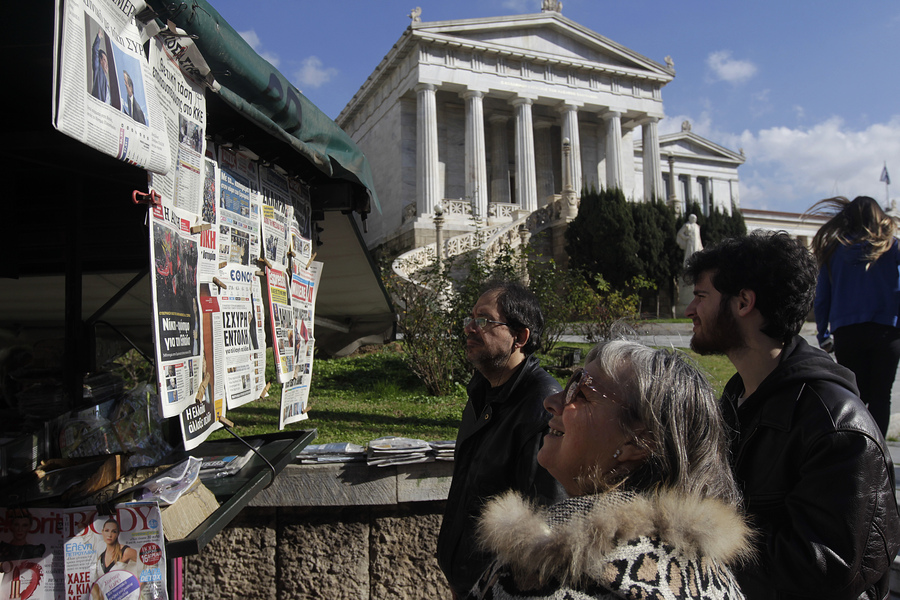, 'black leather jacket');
723,336,900,600
437,355,565,597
